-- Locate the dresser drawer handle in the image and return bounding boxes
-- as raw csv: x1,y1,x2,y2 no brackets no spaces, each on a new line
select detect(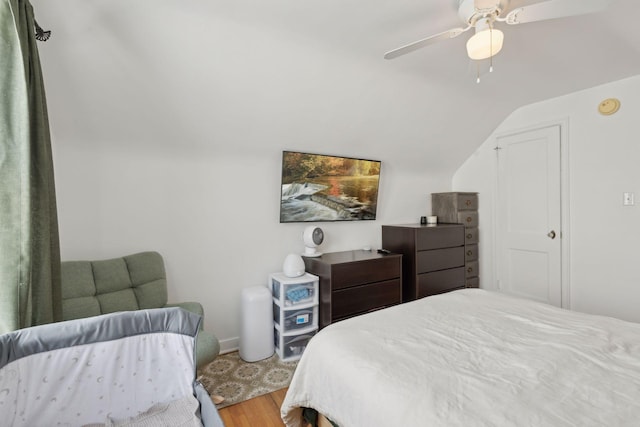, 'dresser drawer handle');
466,217,472,222
467,267,474,273
466,233,473,239
465,200,472,206
466,250,473,256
